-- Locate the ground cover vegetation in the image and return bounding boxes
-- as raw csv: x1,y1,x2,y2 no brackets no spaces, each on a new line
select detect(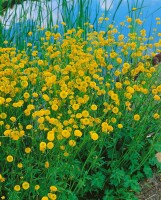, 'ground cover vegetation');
1,0,161,199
